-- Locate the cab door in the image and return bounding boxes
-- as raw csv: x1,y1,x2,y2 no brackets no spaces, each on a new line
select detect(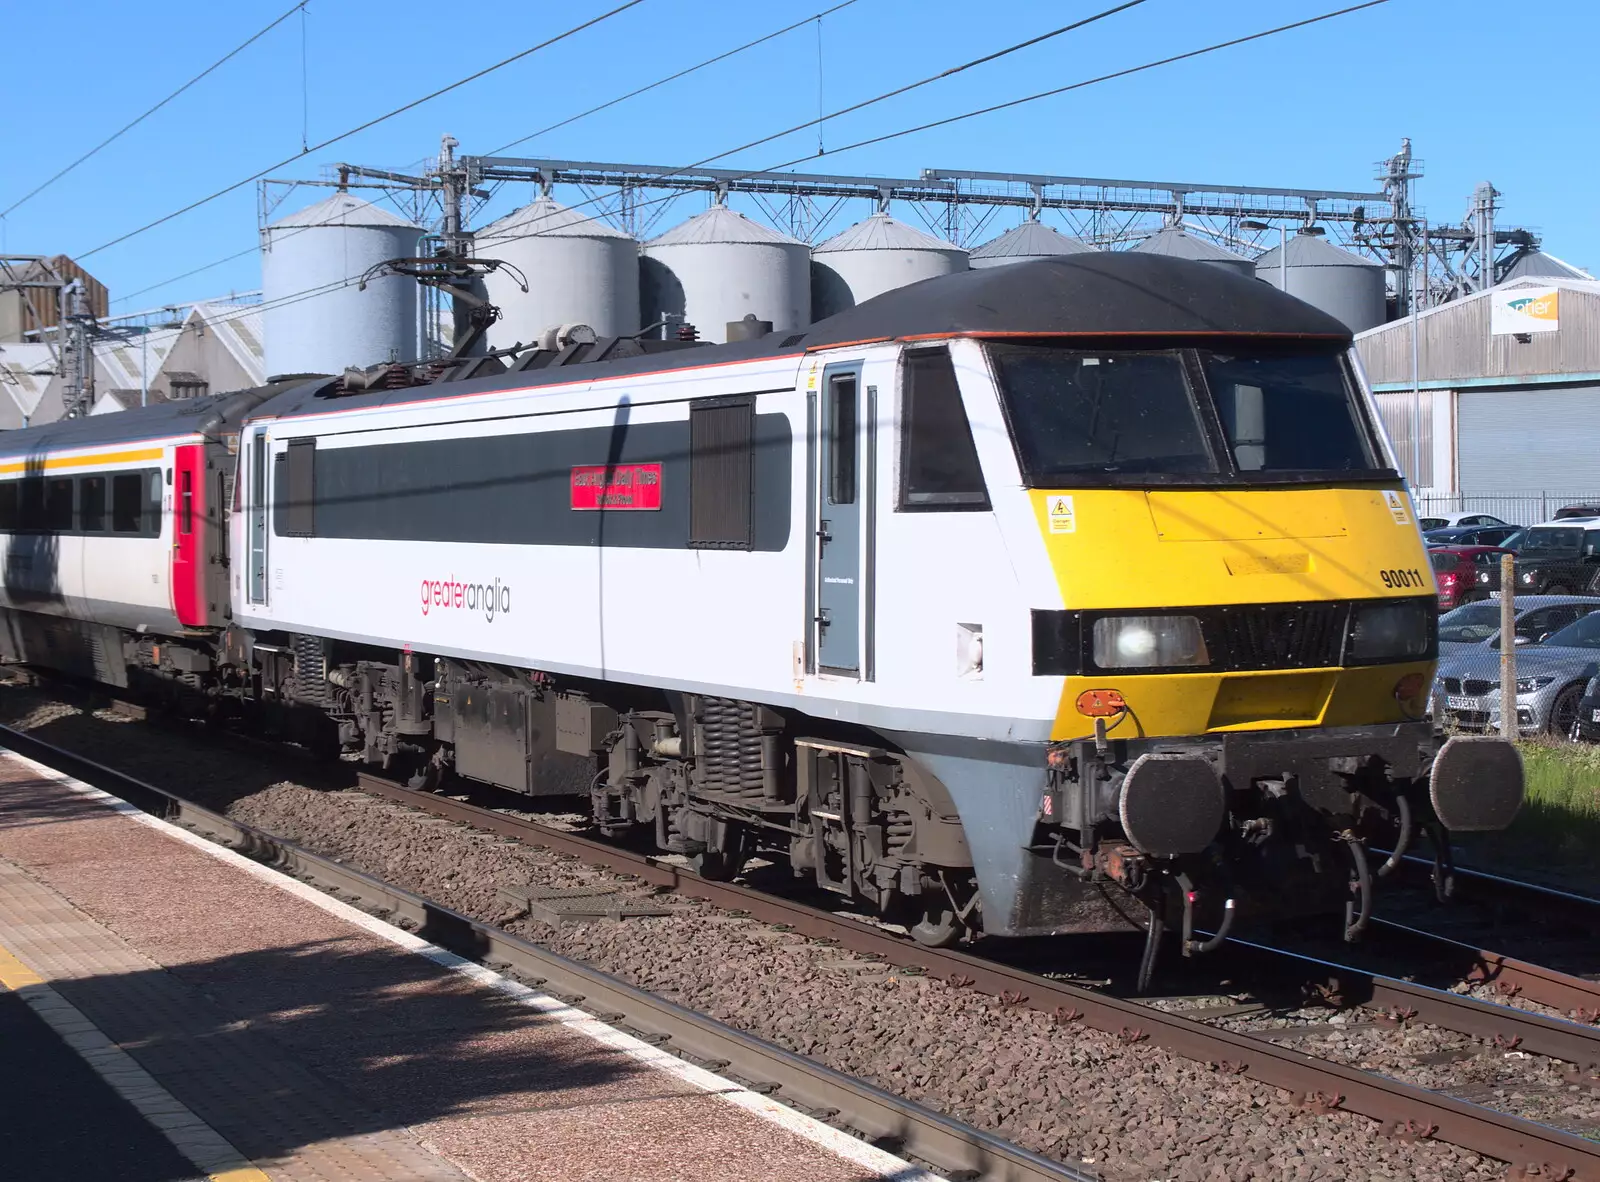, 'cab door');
813,362,874,677
246,427,269,605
